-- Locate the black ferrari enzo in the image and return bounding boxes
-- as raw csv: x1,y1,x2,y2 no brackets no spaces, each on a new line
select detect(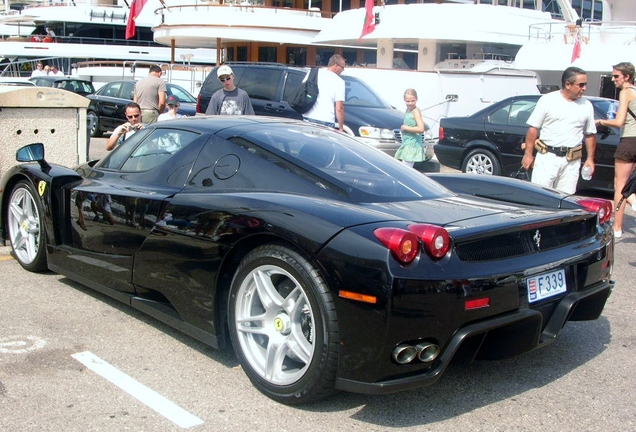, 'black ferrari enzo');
0,116,614,405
